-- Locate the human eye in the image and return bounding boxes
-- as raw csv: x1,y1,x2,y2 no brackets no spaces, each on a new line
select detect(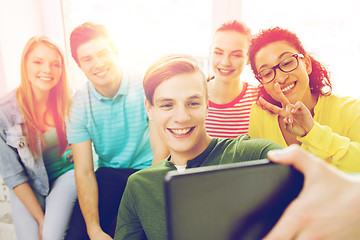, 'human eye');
99,50,110,58
259,69,273,80
51,62,61,68
33,60,42,64
188,101,201,108
213,50,223,55
80,56,92,64
280,57,296,70
159,103,173,110
232,52,243,58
